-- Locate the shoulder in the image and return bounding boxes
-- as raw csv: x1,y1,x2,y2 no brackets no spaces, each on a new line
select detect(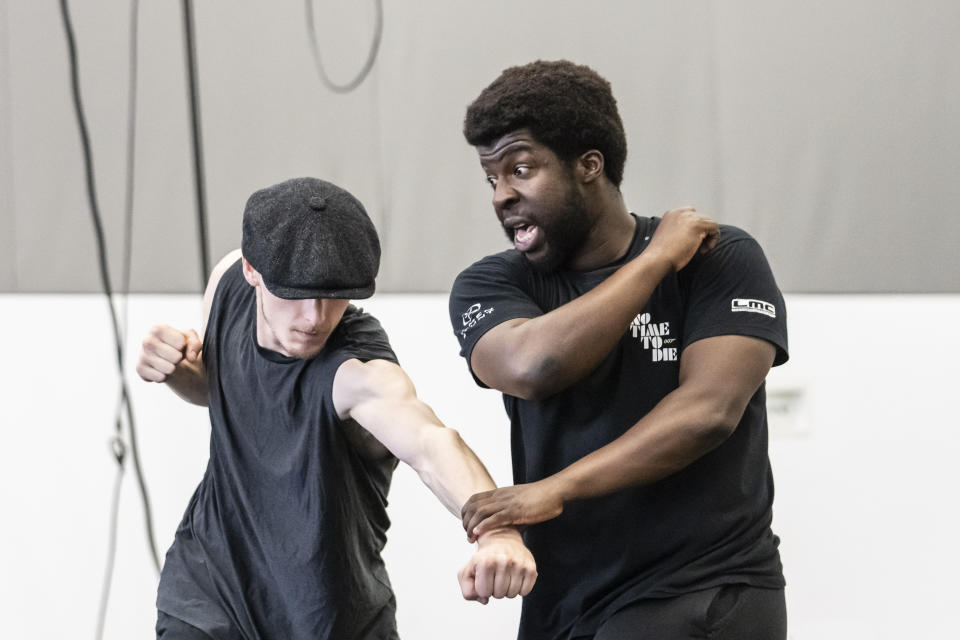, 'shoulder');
450,249,542,313
328,305,398,365
202,249,243,332
715,224,759,249
212,249,243,284
331,358,400,458
681,224,771,279
677,224,788,364
336,357,403,388
207,250,245,302
332,358,409,418
452,249,527,288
